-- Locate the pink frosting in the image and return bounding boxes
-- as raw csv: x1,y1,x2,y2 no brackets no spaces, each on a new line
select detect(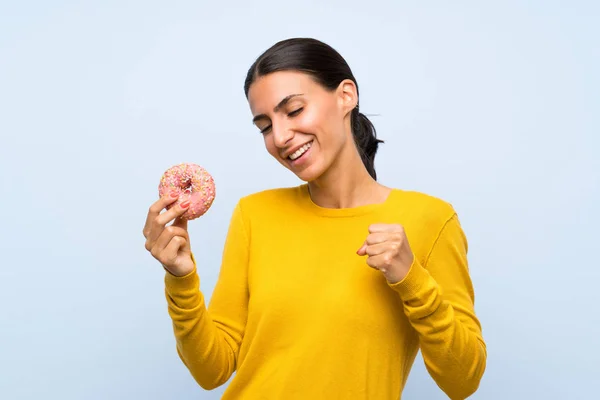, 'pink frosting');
158,163,216,220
